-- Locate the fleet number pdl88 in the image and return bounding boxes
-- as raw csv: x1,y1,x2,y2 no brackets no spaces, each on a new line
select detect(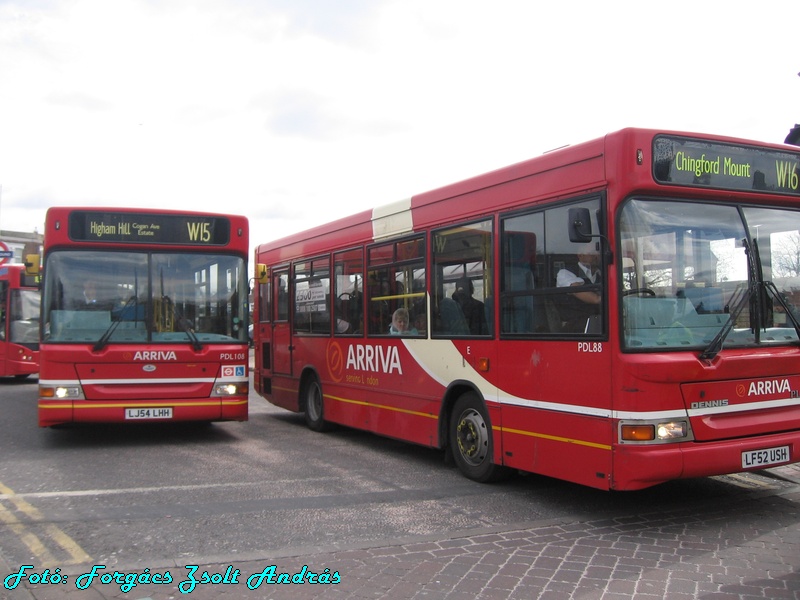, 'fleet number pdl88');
578,342,603,353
